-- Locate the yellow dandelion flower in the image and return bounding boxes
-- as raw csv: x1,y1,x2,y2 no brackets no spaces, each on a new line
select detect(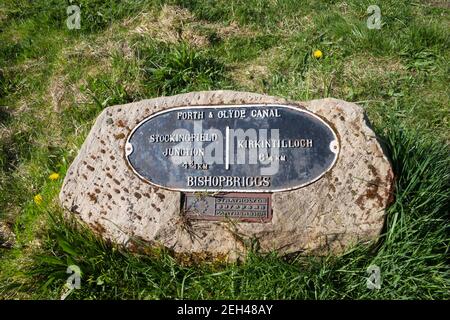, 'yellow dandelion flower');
34,194,43,205
313,49,323,59
49,172,60,181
